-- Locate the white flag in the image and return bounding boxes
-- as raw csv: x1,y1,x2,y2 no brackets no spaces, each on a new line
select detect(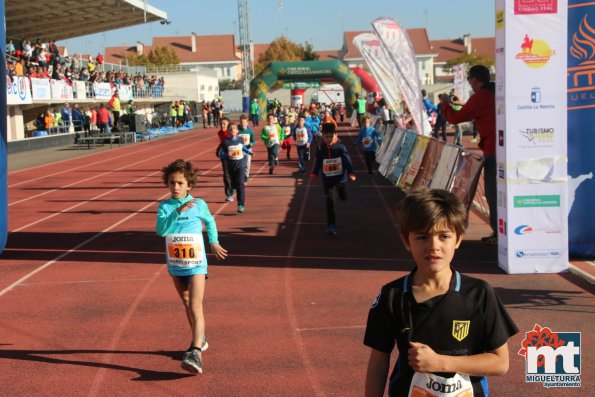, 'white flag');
353,33,403,116
372,17,430,135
